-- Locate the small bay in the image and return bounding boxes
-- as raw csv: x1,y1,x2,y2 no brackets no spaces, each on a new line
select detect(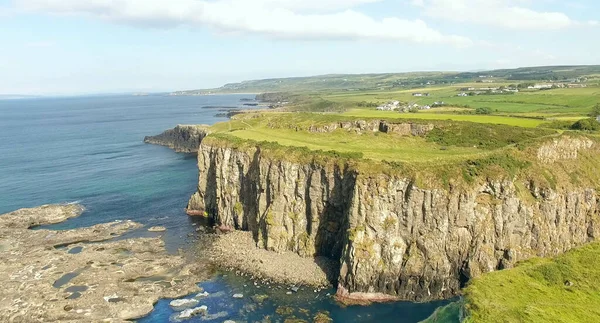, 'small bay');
0,94,451,322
